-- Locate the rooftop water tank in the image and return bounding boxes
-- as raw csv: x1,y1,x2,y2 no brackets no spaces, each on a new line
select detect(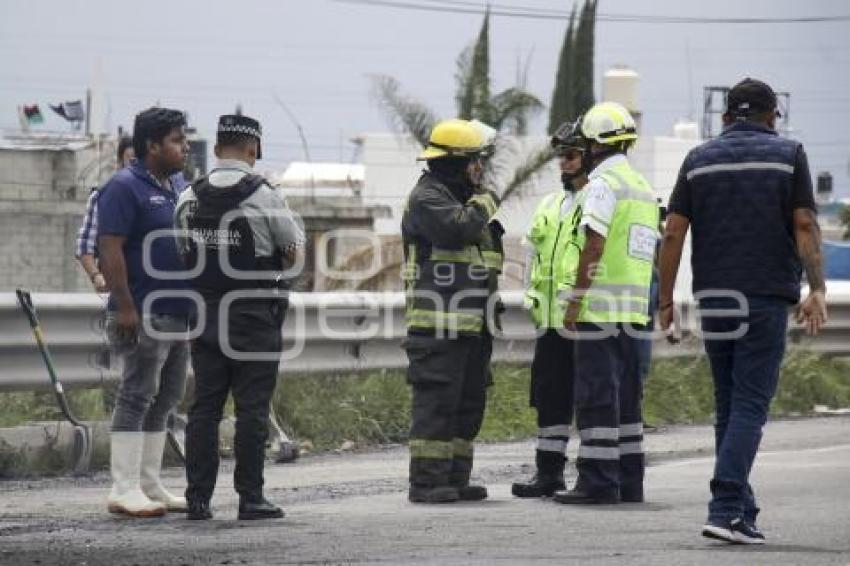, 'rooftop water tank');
603,66,640,114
